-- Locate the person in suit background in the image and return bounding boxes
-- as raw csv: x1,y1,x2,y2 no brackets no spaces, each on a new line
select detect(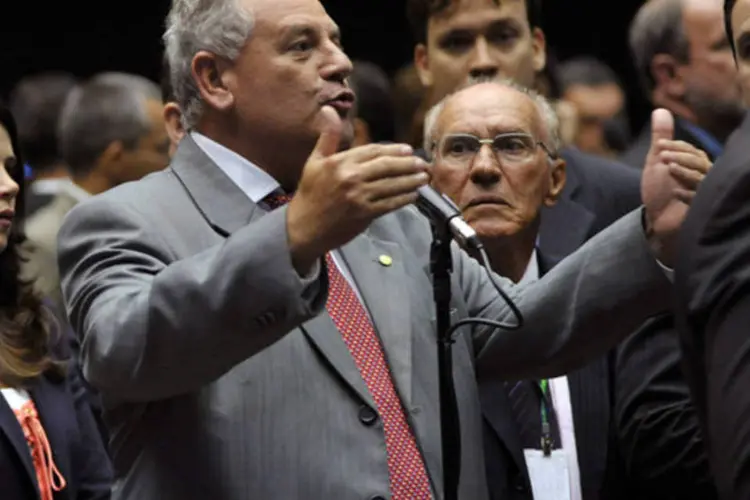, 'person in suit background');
406,0,643,262
622,0,745,168
348,60,396,146
425,78,712,499
8,73,77,217
23,72,169,317
557,57,631,157
675,0,750,496
55,0,703,498
0,101,111,500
